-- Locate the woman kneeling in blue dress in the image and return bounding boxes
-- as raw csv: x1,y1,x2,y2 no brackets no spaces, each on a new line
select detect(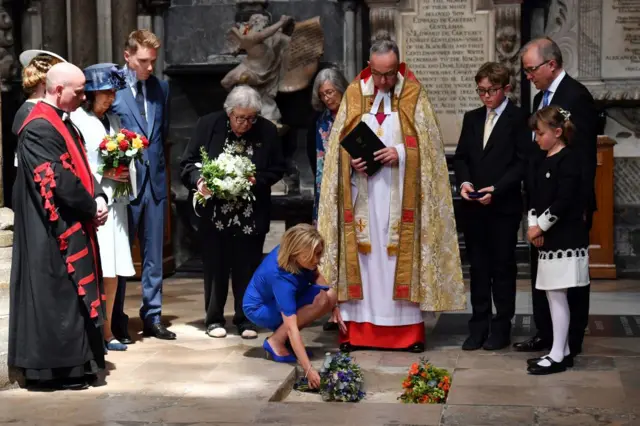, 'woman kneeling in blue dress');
243,224,345,388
